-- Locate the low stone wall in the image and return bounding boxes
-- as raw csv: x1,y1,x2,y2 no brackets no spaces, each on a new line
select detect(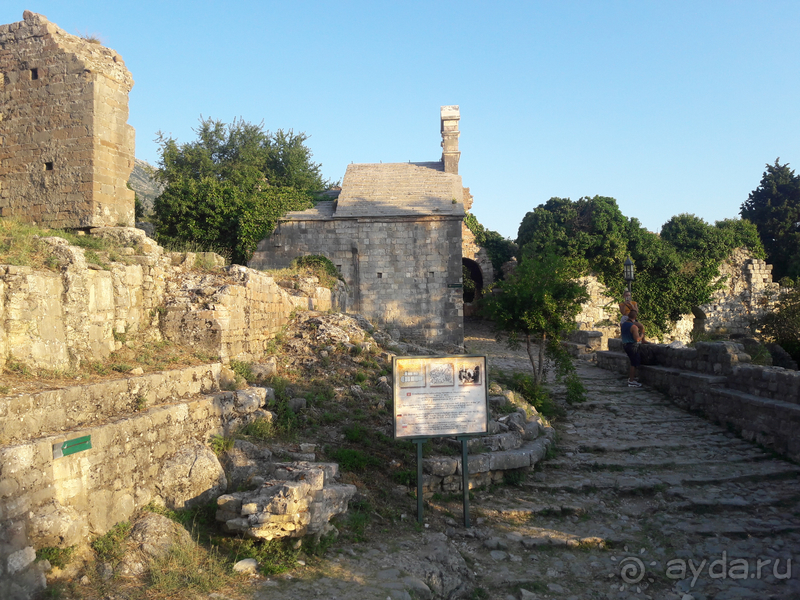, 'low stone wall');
0,364,220,446
596,340,800,462
607,338,751,376
725,364,800,403
0,378,268,600
421,435,554,496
